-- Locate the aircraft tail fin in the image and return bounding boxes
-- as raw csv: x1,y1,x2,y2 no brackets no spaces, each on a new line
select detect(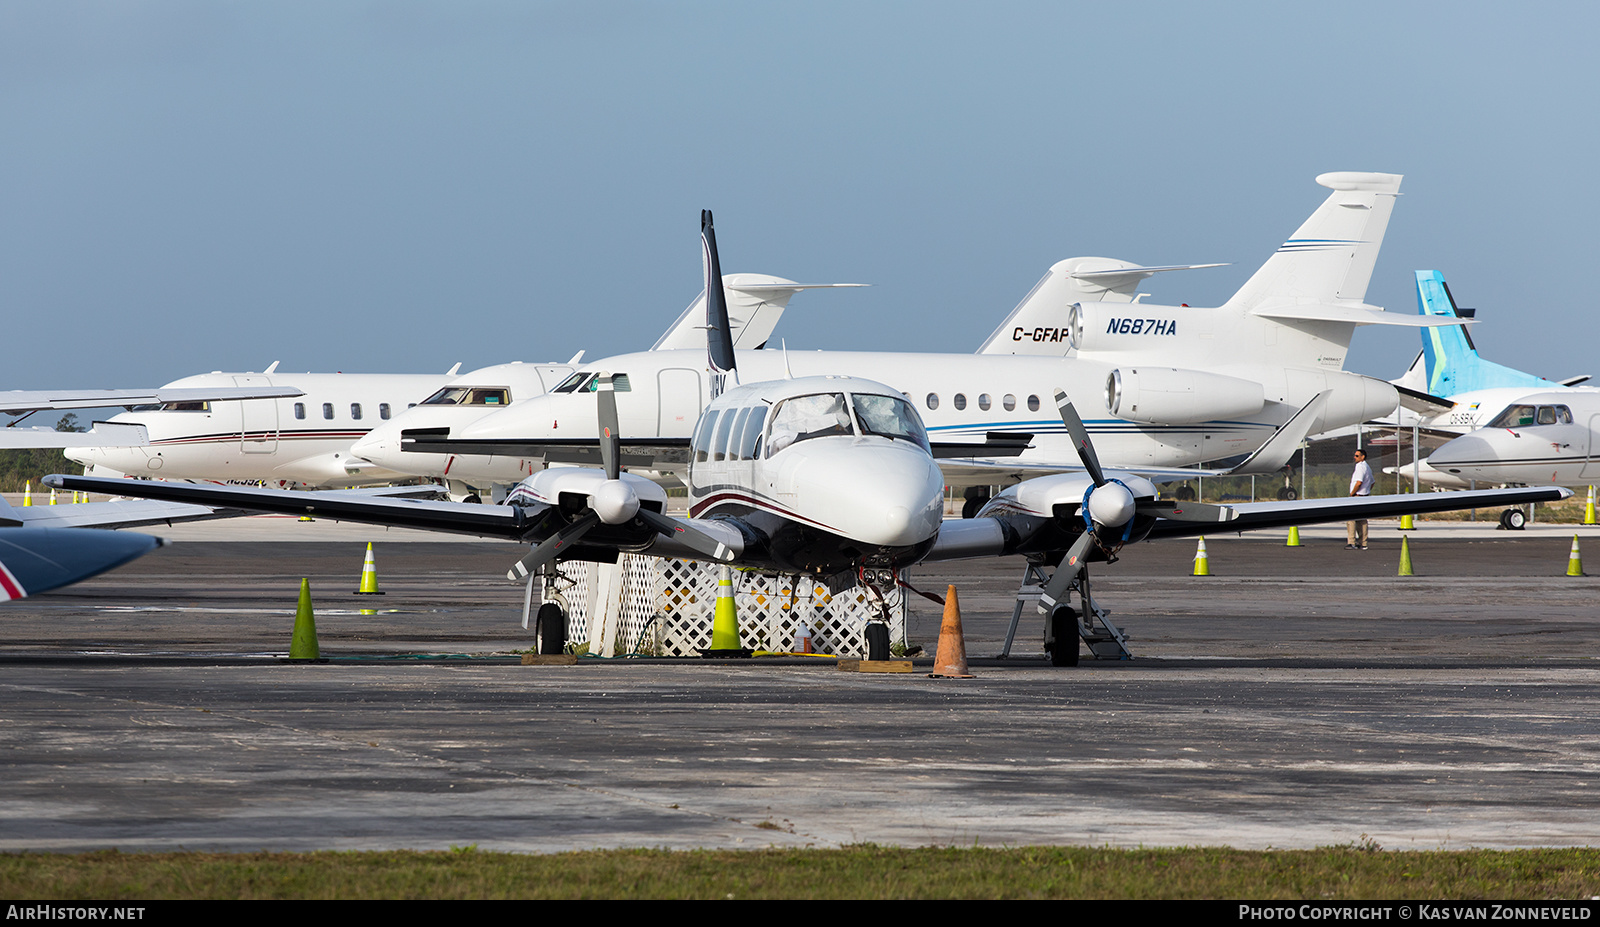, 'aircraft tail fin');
1224,172,1402,313
652,276,865,352
1414,270,1552,396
